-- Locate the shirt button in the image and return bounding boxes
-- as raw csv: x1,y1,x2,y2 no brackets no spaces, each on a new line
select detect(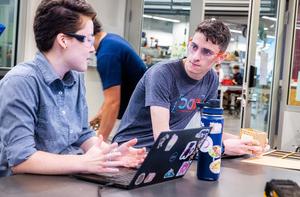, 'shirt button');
61,110,66,115
58,91,63,95
70,129,73,133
